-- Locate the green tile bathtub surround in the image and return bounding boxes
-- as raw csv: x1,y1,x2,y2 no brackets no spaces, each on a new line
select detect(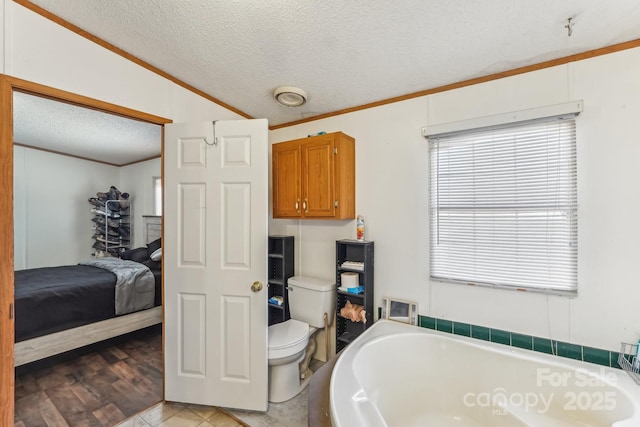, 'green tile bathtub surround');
435,319,453,333
583,346,611,366
453,321,471,337
419,315,436,330
557,341,583,361
533,337,555,355
511,333,533,350
415,315,621,369
471,325,490,341
490,328,511,346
